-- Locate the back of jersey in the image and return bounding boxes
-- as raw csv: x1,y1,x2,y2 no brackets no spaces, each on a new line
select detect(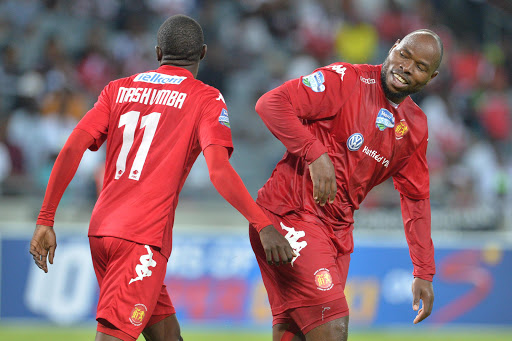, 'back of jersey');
76,65,233,257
